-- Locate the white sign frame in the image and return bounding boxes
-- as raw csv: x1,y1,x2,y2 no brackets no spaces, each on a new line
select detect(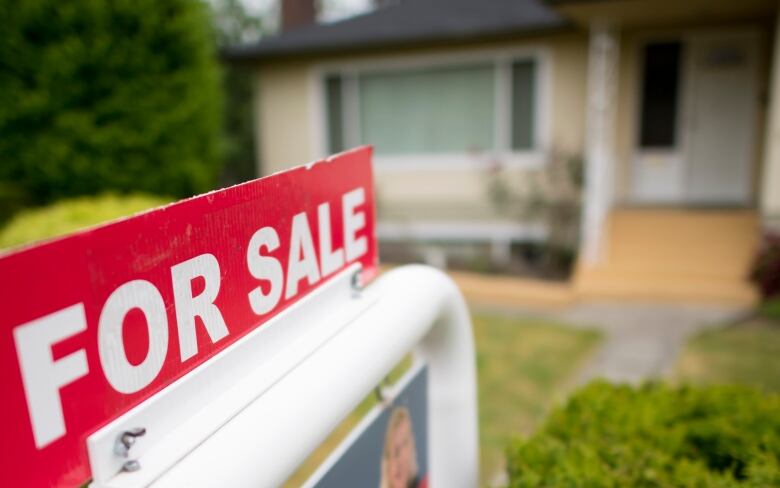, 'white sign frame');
88,264,479,488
